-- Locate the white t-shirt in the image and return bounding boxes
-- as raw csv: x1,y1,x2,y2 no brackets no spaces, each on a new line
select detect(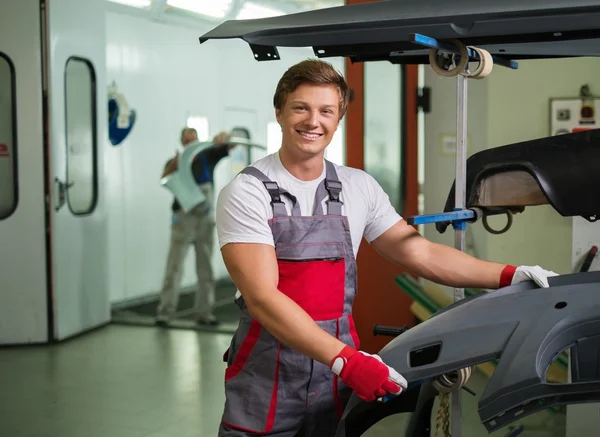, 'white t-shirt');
216,151,402,259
